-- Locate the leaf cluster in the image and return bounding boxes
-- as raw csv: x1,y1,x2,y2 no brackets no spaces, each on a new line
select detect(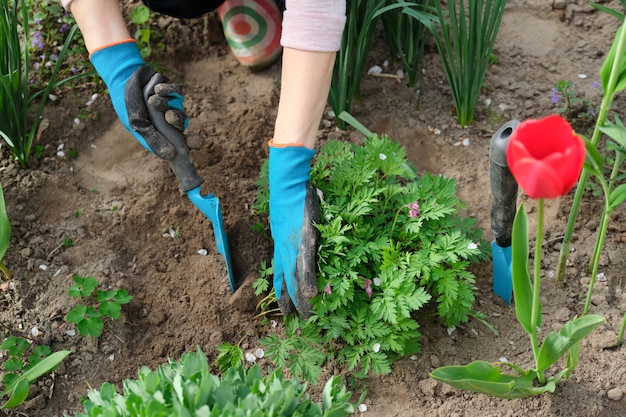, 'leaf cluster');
65,275,133,337
1,0,94,167
1,336,70,409
69,348,354,417
255,135,487,380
